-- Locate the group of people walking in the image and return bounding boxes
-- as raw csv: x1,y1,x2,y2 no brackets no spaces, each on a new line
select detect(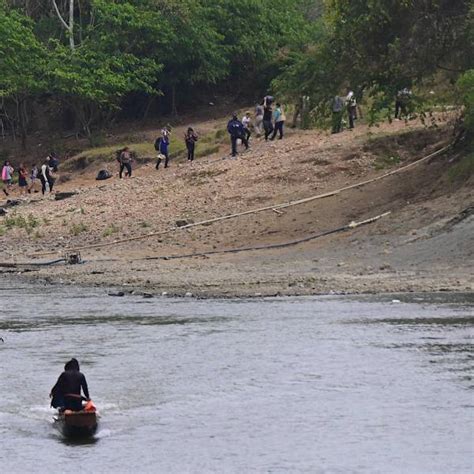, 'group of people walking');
116,125,198,180
227,96,286,157
116,95,288,176
331,86,413,134
155,126,198,168
3,88,415,196
1,155,57,197
331,89,358,134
